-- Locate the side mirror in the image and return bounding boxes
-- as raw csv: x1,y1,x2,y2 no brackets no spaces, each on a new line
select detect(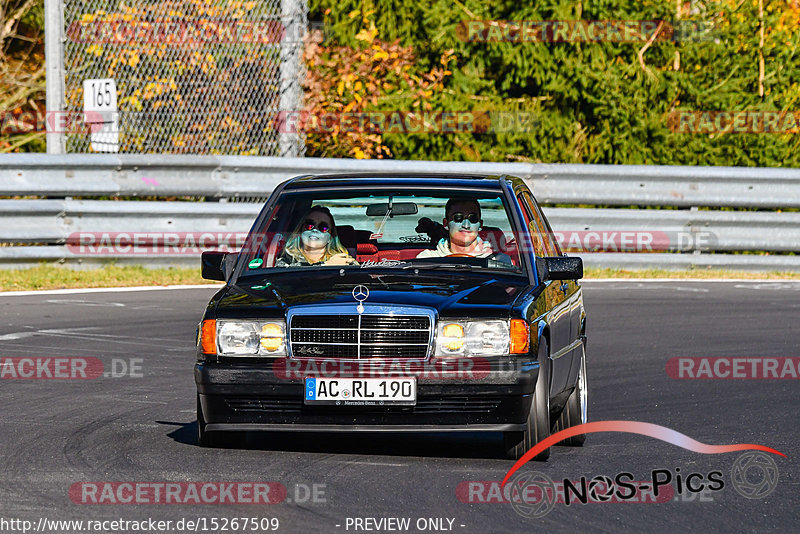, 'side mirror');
537,256,583,281
202,251,234,281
